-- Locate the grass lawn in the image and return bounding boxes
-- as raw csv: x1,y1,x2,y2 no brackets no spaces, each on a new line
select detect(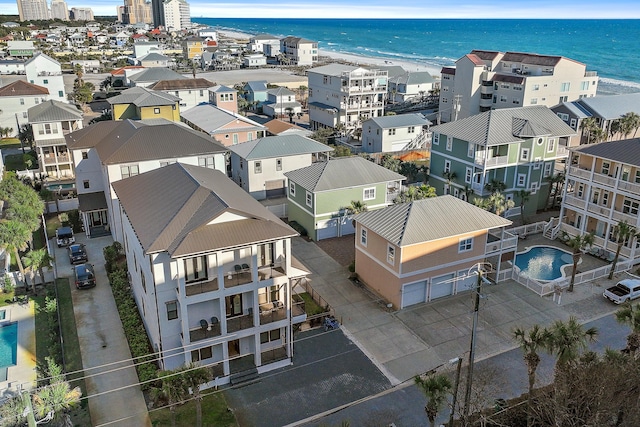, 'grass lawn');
0,288,16,307
4,151,37,171
299,292,327,316
0,138,22,148
45,214,63,239
149,392,237,427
